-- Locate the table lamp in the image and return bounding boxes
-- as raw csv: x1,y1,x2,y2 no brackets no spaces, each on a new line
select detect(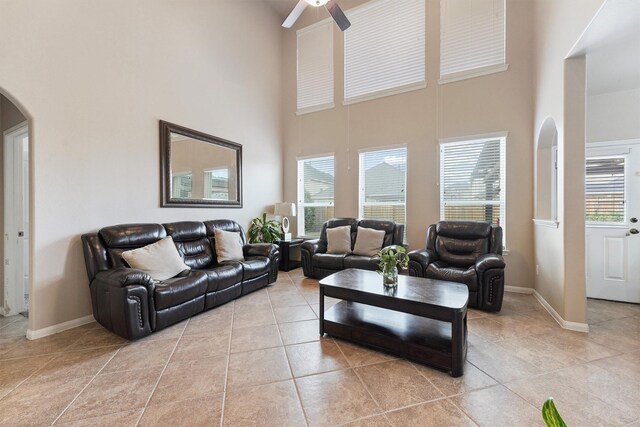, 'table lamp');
274,202,296,241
